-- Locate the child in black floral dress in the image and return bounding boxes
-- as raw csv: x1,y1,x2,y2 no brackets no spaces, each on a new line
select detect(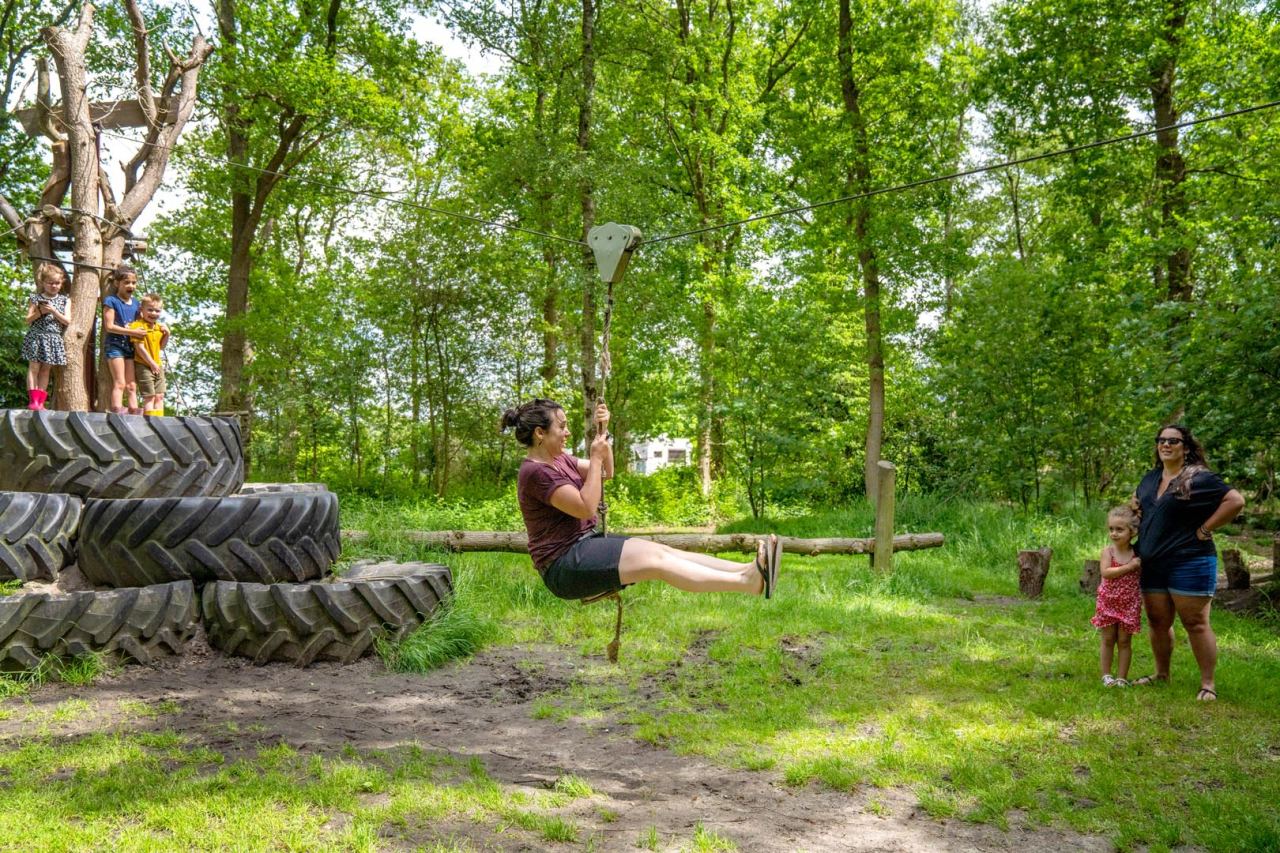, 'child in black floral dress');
20,263,71,410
